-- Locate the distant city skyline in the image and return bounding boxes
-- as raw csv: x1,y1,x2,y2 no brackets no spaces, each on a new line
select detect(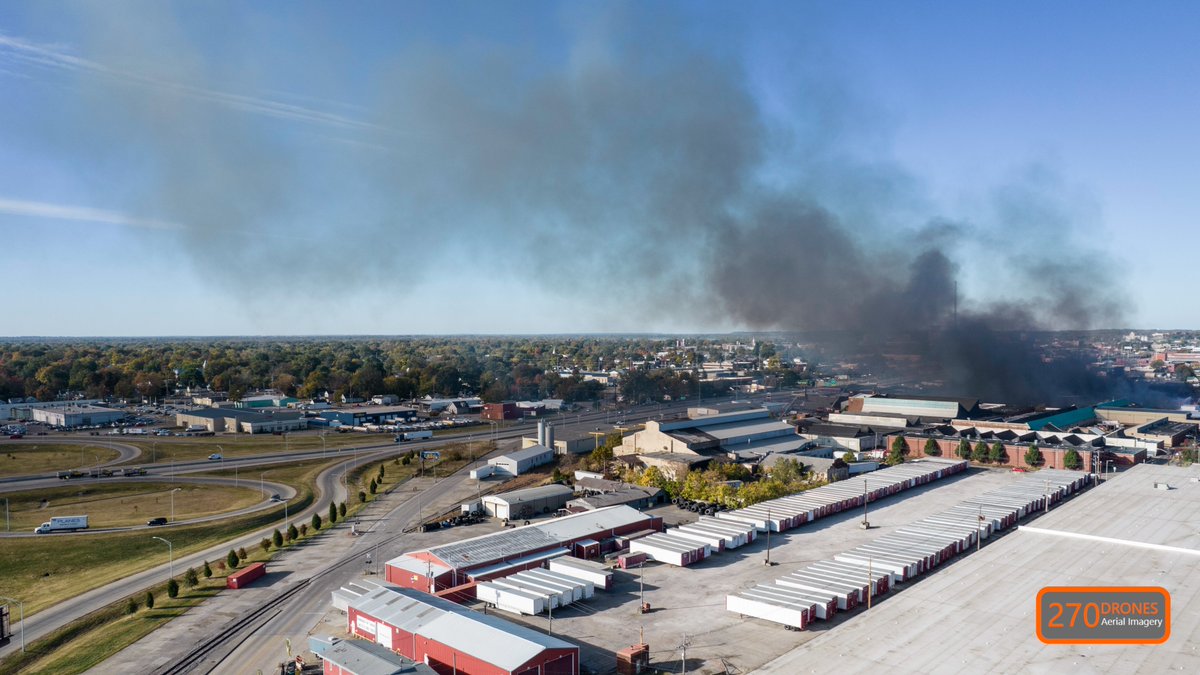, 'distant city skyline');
2,1,1198,336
